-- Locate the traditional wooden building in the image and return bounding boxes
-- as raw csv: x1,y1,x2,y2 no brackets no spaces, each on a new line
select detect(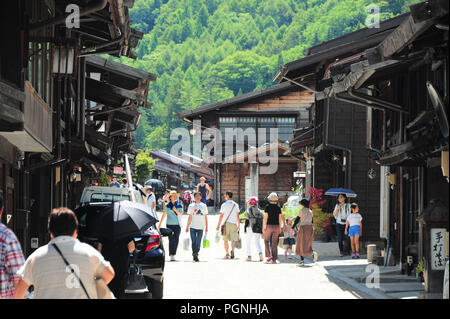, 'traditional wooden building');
149,149,214,194
0,0,151,256
178,82,314,209
275,14,409,243
279,0,449,293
